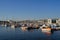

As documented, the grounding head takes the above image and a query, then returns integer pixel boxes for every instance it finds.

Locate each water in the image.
[0,26,60,40]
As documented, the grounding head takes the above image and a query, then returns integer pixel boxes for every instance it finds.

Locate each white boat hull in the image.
[41,28,51,32]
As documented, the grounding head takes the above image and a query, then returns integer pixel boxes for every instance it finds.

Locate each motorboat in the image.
[40,24,51,32]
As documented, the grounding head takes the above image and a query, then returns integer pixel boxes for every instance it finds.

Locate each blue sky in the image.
[0,0,60,20]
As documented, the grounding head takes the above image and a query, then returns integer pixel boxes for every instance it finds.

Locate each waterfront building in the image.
[56,19,60,26]
[47,19,52,24]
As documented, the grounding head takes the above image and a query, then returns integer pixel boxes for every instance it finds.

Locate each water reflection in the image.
[20,26,60,36]
[20,27,60,40]
[20,27,36,32]
[0,26,60,40]
[41,29,58,36]
[4,26,60,35]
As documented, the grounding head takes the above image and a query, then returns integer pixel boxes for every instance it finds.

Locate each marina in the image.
[0,0,60,40]
[0,19,60,40]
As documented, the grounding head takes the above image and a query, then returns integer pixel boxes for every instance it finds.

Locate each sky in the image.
[0,0,60,20]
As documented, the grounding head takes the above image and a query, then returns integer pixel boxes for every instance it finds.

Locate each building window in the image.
[52,19,56,23]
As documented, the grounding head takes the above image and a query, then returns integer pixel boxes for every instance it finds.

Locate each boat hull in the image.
[41,28,51,32]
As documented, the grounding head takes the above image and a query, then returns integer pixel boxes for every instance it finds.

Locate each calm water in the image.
[0,26,60,40]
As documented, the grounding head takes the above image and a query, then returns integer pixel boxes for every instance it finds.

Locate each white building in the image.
[56,19,60,26]
[47,19,52,24]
